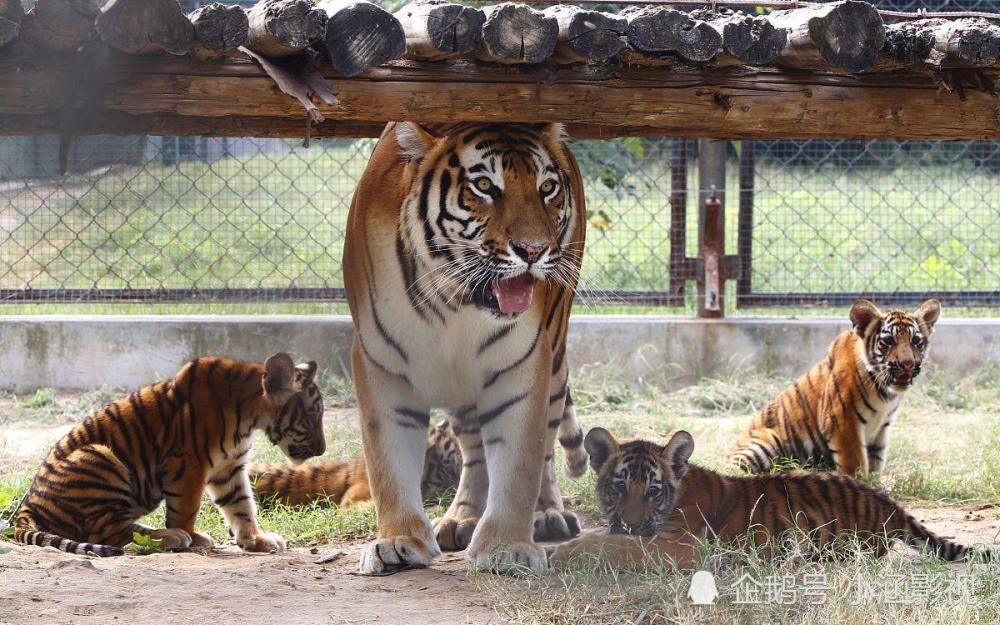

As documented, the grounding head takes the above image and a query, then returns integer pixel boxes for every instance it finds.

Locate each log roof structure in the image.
[1,0,999,140]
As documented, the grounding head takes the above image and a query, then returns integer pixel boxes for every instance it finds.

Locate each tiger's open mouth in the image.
[491,273,536,314]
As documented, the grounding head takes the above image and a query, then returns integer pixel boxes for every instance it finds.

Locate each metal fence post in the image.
[697,139,726,318]
[736,140,755,307]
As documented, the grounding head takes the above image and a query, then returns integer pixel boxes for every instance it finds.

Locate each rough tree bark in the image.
[475,4,557,65]
[395,0,484,61]
[189,3,249,59]
[244,0,326,58]
[692,9,788,66]
[768,0,885,72]
[623,6,722,63]
[542,5,626,64]
[315,0,406,76]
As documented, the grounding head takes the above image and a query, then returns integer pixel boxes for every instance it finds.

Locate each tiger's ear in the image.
[850,299,882,338]
[660,430,694,481]
[584,427,618,473]
[544,123,568,145]
[915,299,941,332]
[263,352,296,395]
[295,360,318,384]
[396,122,437,162]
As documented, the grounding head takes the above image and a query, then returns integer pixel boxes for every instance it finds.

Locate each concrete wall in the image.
[1,315,998,391]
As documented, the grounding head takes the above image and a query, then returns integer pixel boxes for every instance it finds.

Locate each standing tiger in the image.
[250,420,463,507]
[730,299,941,475]
[550,428,992,568]
[345,122,588,575]
[15,354,325,556]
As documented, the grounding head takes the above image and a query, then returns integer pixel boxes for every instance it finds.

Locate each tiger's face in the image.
[850,299,941,393]
[584,428,694,537]
[396,123,579,317]
[261,353,326,465]
[421,420,463,500]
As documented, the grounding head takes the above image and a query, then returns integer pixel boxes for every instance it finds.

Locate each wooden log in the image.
[188,3,249,59]
[315,0,405,76]
[16,0,101,52]
[692,9,788,66]
[623,6,722,63]
[768,0,885,72]
[245,0,326,58]
[0,0,24,49]
[542,5,626,64]
[3,54,999,141]
[475,4,557,65]
[394,0,484,61]
[878,20,937,71]
[96,0,194,56]
[924,18,1000,68]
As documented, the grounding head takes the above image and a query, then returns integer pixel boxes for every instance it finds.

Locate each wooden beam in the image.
[0,54,998,141]
[315,0,406,76]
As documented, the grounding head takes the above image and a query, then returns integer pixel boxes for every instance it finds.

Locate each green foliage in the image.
[20,389,55,409]
[125,532,165,556]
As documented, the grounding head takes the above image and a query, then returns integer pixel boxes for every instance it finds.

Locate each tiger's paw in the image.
[154,528,193,552]
[433,516,479,551]
[471,541,547,576]
[189,531,215,551]
[533,508,581,542]
[358,536,439,575]
[238,532,286,553]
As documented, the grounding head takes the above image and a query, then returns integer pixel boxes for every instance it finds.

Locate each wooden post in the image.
[395,0,484,61]
[475,4,557,65]
[668,138,688,305]
[315,0,406,76]
[736,140,755,306]
[244,0,326,58]
[697,139,726,318]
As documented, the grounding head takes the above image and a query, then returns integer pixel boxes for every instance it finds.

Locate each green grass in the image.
[2,139,997,316]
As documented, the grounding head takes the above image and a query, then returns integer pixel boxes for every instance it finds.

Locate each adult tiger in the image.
[549,428,993,568]
[15,354,325,556]
[730,299,941,476]
[250,420,462,507]
[345,123,588,575]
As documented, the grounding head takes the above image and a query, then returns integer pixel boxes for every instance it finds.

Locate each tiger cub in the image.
[251,420,462,507]
[730,299,940,475]
[550,428,991,568]
[15,354,325,557]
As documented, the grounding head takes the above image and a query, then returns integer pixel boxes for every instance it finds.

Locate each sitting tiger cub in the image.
[730,298,940,475]
[550,428,991,568]
[251,420,462,507]
[15,354,325,557]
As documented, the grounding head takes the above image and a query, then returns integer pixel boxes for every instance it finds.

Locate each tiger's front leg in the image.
[205,459,284,553]
[354,340,440,575]
[466,366,550,574]
[434,411,490,551]
[533,386,582,542]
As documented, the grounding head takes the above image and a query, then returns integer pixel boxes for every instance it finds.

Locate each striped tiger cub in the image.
[550,428,993,568]
[251,420,462,507]
[731,299,941,475]
[346,123,588,575]
[14,354,325,557]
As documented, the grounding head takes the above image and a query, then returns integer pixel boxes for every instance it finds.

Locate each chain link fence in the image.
[1,2,998,316]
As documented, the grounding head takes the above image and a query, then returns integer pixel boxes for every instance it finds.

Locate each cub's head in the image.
[395,123,581,317]
[261,352,325,465]
[585,428,694,537]
[850,299,941,393]
[421,420,463,501]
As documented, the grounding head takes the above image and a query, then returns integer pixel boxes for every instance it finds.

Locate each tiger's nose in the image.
[897,359,916,372]
[511,240,548,264]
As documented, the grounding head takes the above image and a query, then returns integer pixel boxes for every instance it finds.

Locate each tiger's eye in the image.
[646,485,661,498]
[540,180,556,194]
[474,178,494,193]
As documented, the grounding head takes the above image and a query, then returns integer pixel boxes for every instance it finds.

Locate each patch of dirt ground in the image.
[2,505,999,625]
[0,542,498,625]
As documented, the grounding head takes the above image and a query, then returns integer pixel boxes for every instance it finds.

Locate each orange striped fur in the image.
[731,299,941,475]
[15,354,324,556]
[550,428,993,568]
[250,421,462,507]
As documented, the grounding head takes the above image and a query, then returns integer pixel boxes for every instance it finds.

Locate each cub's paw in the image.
[533,508,581,542]
[358,536,439,575]
[154,528,193,552]
[239,532,287,553]
[472,541,547,576]
[189,531,215,550]
[433,516,479,551]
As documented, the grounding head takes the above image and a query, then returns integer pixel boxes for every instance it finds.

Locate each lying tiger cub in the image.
[250,420,462,507]
[550,427,991,568]
[15,354,325,556]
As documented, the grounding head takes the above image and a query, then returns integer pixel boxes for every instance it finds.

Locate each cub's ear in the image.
[915,299,941,332]
[396,122,437,162]
[849,299,882,338]
[661,430,694,481]
[584,427,619,473]
[295,360,318,384]
[436,419,451,431]
[263,352,296,395]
